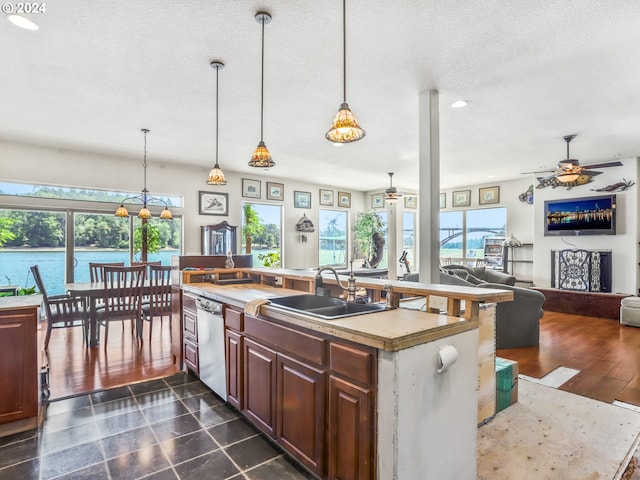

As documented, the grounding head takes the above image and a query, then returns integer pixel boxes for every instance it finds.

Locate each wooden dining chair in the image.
[89,262,125,283]
[30,265,89,350]
[96,265,146,347]
[139,265,172,340]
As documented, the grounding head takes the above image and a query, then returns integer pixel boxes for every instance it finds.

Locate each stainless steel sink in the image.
[269,294,386,320]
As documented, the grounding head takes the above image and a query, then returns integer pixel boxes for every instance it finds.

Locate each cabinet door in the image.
[277,353,326,476]
[243,338,277,438]
[225,329,243,410]
[328,376,373,480]
[0,309,38,424]
[170,286,182,367]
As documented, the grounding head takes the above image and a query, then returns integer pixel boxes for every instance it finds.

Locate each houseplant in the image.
[353,212,386,268]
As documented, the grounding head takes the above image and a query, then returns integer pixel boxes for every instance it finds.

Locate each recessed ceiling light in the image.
[451,100,468,108]
[612,153,622,158]
[7,14,39,31]
[488,174,496,178]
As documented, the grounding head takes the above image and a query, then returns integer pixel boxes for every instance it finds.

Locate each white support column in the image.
[386,202,398,280]
[418,90,440,282]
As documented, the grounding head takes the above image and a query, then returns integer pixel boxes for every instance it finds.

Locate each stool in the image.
[620,297,640,327]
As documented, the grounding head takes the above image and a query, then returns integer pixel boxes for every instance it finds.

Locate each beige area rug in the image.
[477,379,640,480]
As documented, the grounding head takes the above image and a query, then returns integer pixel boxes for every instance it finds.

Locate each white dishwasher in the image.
[195,296,227,399]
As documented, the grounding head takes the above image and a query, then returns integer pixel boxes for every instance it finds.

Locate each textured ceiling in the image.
[2,1,640,193]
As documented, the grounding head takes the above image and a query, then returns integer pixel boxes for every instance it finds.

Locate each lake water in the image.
[0,249,179,295]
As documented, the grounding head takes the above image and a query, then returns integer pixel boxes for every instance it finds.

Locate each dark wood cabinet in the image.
[328,376,373,480]
[222,308,376,479]
[201,221,237,255]
[243,337,277,438]
[182,292,199,375]
[170,286,182,367]
[225,329,243,410]
[277,353,326,474]
[0,305,39,435]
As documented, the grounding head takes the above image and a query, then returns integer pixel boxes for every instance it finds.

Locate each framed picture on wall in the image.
[479,186,500,205]
[319,189,334,206]
[266,182,284,201]
[294,191,311,209]
[199,191,228,216]
[404,196,417,209]
[371,193,384,209]
[439,193,446,209]
[242,178,261,199]
[452,190,471,207]
[338,191,351,208]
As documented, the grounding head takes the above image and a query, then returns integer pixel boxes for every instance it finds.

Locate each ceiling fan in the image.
[384,172,402,203]
[523,134,623,186]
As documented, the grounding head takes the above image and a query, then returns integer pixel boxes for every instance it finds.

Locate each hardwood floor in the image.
[43,308,640,408]
[498,311,640,406]
[44,318,180,400]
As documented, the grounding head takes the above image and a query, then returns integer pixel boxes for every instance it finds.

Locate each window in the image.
[319,210,347,267]
[242,203,282,267]
[440,207,506,266]
[402,212,416,271]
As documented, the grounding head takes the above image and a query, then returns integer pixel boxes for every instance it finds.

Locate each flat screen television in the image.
[544,194,616,236]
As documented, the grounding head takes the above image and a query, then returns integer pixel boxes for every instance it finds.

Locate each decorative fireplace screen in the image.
[551,249,612,292]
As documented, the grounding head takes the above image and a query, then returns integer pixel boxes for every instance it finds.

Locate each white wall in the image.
[0,139,366,268]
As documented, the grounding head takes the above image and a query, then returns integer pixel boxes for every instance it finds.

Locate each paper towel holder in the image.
[436,345,458,374]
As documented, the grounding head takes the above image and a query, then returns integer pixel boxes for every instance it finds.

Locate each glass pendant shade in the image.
[249,140,275,168]
[160,208,173,220]
[115,204,129,218]
[206,163,227,185]
[326,102,365,143]
[138,206,152,220]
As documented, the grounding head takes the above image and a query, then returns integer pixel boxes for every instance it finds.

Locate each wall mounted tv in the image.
[544,194,616,236]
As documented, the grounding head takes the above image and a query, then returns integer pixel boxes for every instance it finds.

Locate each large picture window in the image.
[319,209,347,267]
[440,207,506,266]
[242,203,282,267]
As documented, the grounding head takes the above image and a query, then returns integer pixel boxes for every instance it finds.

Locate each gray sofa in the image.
[438,265,545,349]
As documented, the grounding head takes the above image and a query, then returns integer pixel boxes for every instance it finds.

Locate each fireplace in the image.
[551,249,612,292]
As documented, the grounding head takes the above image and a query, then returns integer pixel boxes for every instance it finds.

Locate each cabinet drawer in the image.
[183,311,197,339]
[184,339,199,374]
[183,292,197,314]
[244,315,325,366]
[330,342,375,386]
[224,306,243,331]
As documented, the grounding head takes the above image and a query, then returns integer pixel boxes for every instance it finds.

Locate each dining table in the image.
[65,281,171,347]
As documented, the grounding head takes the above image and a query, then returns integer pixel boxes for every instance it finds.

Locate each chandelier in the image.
[114,129,173,220]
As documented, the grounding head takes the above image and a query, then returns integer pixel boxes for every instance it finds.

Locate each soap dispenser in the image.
[224,251,235,269]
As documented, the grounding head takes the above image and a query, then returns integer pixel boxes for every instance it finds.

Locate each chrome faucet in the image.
[315,259,357,302]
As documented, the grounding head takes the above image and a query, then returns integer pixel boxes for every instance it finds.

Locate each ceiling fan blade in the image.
[521,169,556,175]
[580,161,624,169]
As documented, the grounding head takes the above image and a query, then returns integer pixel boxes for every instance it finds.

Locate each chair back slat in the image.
[148,265,172,317]
[89,262,125,283]
[102,265,146,320]
[30,264,49,301]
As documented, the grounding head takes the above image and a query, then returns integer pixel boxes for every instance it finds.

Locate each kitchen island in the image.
[180,270,512,480]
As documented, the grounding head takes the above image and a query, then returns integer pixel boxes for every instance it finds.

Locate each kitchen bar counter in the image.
[182,269,513,351]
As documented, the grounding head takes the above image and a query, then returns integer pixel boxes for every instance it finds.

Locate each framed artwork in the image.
[199,191,228,216]
[452,190,471,208]
[439,193,446,209]
[266,182,284,201]
[242,178,261,198]
[294,191,311,209]
[479,186,500,205]
[372,193,385,209]
[319,189,334,206]
[405,195,417,209]
[338,191,351,208]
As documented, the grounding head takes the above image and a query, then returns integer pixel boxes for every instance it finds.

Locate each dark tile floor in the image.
[0,373,316,480]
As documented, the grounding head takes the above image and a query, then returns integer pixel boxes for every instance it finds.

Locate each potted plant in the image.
[353,212,386,268]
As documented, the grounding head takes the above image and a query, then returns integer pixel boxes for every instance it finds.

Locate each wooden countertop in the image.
[182,283,480,351]
[0,295,42,311]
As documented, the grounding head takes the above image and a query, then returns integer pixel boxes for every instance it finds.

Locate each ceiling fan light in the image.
[114,204,129,218]
[556,174,581,183]
[326,102,365,143]
[206,163,228,185]
[249,141,275,168]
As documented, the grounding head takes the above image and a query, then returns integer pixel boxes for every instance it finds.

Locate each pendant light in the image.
[206,61,228,185]
[384,172,401,204]
[249,11,275,168]
[115,129,173,220]
[325,0,365,144]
